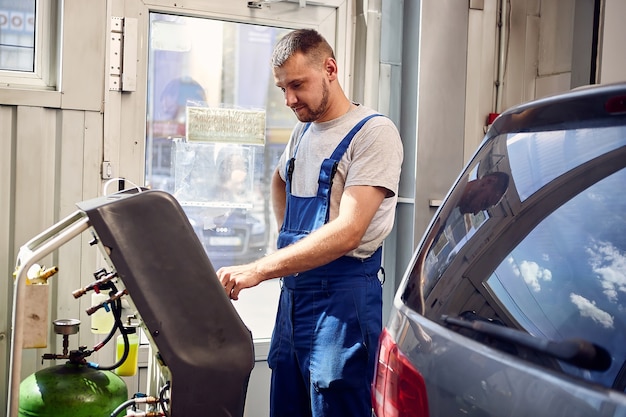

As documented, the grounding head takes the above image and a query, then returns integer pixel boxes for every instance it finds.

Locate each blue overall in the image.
[268,115,383,417]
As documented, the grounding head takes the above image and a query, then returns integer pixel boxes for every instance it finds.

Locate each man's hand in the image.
[216,263,264,300]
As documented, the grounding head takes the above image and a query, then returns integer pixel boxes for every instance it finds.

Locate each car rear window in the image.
[402,121,626,390]
[507,126,626,201]
[413,125,626,306]
[486,165,626,389]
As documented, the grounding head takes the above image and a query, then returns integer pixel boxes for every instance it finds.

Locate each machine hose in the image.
[87,286,130,371]
[110,395,162,417]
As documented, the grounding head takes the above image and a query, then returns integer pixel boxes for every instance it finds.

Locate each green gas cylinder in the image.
[18,362,128,417]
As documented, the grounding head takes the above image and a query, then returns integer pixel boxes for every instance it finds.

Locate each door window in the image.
[145,13,296,340]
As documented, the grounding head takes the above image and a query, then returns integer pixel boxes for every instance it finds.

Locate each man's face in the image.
[273,52,330,123]
[459,175,504,215]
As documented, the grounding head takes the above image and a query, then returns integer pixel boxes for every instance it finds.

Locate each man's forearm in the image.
[258,184,386,282]
[254,217,359,280]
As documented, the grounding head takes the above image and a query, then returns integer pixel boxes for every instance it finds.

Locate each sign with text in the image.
[186,106,266,145]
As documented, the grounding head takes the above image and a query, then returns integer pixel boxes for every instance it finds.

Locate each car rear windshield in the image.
[486,161,626,389]
[507,126,626,201]
[404,123,626,389]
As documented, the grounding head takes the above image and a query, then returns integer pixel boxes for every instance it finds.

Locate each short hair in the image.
[271,29,335,68]
[484,171,510,197]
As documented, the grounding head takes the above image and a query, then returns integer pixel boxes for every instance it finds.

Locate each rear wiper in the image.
[442,314,612,371]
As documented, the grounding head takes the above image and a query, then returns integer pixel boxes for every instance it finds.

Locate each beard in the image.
[292,79,329,122]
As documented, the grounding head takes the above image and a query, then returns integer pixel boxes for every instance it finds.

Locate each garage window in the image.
[0,0,58,88]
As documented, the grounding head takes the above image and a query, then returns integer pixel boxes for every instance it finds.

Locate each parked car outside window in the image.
[373,83,626,417]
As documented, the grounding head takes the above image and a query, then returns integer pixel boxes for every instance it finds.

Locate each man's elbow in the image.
[271,167,284,187]
[341,230,364,253]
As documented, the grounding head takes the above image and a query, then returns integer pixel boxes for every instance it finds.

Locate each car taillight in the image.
[372,328,429,417]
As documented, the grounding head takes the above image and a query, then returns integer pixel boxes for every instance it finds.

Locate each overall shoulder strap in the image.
[328,113,381,161]
[318,114,382,199]
[285,123,312,190]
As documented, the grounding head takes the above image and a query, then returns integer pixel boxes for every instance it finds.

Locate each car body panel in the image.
[388,305,626,417]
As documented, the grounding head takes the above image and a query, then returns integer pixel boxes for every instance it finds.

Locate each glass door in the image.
[143,7,340,342]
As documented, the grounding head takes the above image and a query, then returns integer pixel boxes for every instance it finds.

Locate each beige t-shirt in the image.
[277,104,404,259]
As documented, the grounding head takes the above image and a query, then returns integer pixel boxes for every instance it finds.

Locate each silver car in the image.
[373,83,626,417]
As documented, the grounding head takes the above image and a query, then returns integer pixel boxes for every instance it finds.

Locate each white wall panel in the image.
[13,107,58,379]
[1,105,104,406]
[502,0,539,110]
[535,71,572,98]
[60,1,107,111]
[0,105,16,410]
[599,0,626,83]
[413,0,469,240]
[54,110,89,354]
[538,0,575,76]
[464,0,498,162]
[522,12,540,102]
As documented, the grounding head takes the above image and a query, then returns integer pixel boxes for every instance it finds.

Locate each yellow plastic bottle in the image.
[115,323,139,377]
[90,293,115,334]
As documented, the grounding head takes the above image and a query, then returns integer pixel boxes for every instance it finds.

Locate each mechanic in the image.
[217,28,403,417]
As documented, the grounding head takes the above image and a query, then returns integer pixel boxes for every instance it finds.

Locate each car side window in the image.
[486,167,626,390]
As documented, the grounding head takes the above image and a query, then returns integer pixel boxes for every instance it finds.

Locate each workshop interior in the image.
[2,1,625,416]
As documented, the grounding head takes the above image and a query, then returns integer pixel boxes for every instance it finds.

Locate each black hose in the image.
[83,286,120,357]
[159,381,171,417]
[98,290,121,347]
[95,298,129,371]
[87,283,130,371]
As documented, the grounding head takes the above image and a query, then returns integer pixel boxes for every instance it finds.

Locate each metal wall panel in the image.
[538,0,575,76]
[0,105,105,408]
[464,0,498,162]
[413,0,469,242]
[0,105,16,411]
[599,0,626,83]
[60,1,107,111]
